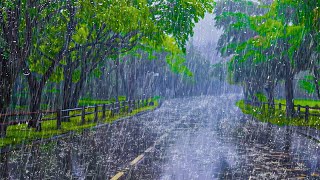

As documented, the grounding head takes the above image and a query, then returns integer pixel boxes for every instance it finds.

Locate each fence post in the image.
[267,102,274,114]
[127,100,130,113]
[111,102,115,117]
[305,105,309,122]
[279,103,282,110]
[102,104,106,119]
[127,101,129,111]
[297,105,301,116]
[114,102,118,114]
[130,100,133,113]
[136,99,139,109]
[36,112,42,132]
[81,106,85,125]
[57,109,62,129]
[122,101,125,113]
[94,104,98,122]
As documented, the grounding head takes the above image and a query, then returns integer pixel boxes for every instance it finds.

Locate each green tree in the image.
[0,0,66,134]
[247,0,319,117]
[214,0,270,103]
[216,0,319,117]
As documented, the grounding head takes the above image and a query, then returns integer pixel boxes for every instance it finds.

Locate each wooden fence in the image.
[247,101,320,122]
[0,98,153,135]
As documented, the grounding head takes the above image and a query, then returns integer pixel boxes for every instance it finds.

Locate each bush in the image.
[255,92,267,102]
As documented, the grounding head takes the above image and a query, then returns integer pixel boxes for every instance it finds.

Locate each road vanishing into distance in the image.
[1,95,320,179]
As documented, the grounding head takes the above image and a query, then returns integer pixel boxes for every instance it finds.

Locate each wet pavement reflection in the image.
[1,95,320,179]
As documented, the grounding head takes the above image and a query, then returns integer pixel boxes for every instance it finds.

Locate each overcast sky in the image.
[188,14,223,63]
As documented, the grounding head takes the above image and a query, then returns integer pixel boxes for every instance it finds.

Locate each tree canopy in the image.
[0,0,215,133]
[215,0,320,116]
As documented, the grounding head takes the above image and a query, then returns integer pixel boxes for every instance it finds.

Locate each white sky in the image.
[188,14,223,63]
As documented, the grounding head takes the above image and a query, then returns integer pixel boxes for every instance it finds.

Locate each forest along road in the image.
[1,95,320,179]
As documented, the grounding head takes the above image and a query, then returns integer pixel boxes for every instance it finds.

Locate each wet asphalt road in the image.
[1,95,320,179]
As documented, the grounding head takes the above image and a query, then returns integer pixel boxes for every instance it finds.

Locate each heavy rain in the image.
[0,0,320,179]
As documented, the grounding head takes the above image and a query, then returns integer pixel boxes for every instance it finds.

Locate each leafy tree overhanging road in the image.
[0,0,214,136]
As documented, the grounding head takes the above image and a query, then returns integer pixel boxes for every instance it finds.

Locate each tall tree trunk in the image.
[243,82,249,103]
[0,49,19,137]
[127,58,136,100]
[285,71,295,118]
[70,80,85,108]
[62,60,73,121]
[313,66,320,99]
[25,66,46,129]
[70,67,87,108]
[28,82,43,130]
[0,59,14,137]
[0,2,34,136]
[27,3,75,126]
[115,59,119,102]
[265,81,275,109]
[120,64,127,98]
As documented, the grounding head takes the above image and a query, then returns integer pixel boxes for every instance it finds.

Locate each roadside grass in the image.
[78,96,127,106]
[0,100,158,149]
[236,100,320,130]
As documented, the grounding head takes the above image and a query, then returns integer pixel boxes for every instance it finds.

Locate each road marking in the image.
[160,133,168,139]
[145,146,154,153]
[110,118,185,179]
[110,171,124,180]
[154,133,169,144]
[130,154,145,166]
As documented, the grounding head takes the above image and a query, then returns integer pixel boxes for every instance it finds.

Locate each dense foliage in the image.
[215,0,320,117]
[0,0,215,136]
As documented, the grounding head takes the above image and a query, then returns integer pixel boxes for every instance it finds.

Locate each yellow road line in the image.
[110,171,124,180]
[129,154,145,166]
[110,122,178,179]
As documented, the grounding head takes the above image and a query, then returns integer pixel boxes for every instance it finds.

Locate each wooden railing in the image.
[247,101,320,122]
[0,98,153,135]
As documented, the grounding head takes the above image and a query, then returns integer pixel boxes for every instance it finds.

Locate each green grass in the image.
[76,96,127,106]
[237,100,320,130]
[78,99,113,106]
[0,99,158,149]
